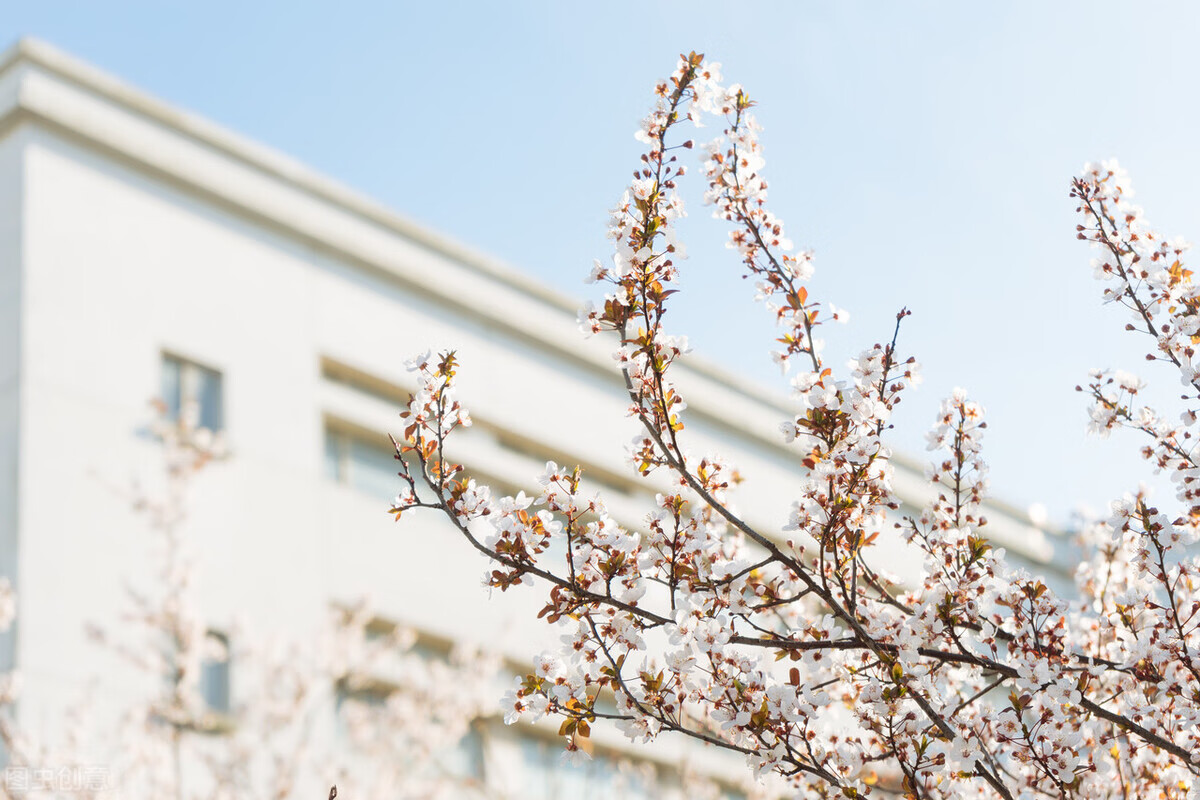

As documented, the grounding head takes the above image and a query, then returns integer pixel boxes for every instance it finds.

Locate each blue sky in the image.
[5,2,1200,523]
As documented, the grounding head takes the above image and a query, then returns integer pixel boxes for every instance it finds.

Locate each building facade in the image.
[0,39,1067,797]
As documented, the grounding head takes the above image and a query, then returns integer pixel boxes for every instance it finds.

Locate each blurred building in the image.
[0,39,1069,798]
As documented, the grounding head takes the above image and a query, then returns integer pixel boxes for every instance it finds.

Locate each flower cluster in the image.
[394,58,1200,800]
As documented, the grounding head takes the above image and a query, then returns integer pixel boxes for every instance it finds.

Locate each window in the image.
[324,427,403,500]
[199,630,231,715]
[162,353,223,432]
[319,356,634,495]
[323,418,522,503]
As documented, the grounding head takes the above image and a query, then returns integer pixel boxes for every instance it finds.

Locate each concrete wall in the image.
[0,119,24,680]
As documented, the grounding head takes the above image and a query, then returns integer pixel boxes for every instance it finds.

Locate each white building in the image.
[0,39,1066,798]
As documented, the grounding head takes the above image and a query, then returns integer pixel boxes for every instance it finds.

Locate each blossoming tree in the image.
[390,52,1200,798]
[0,407,498,800]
